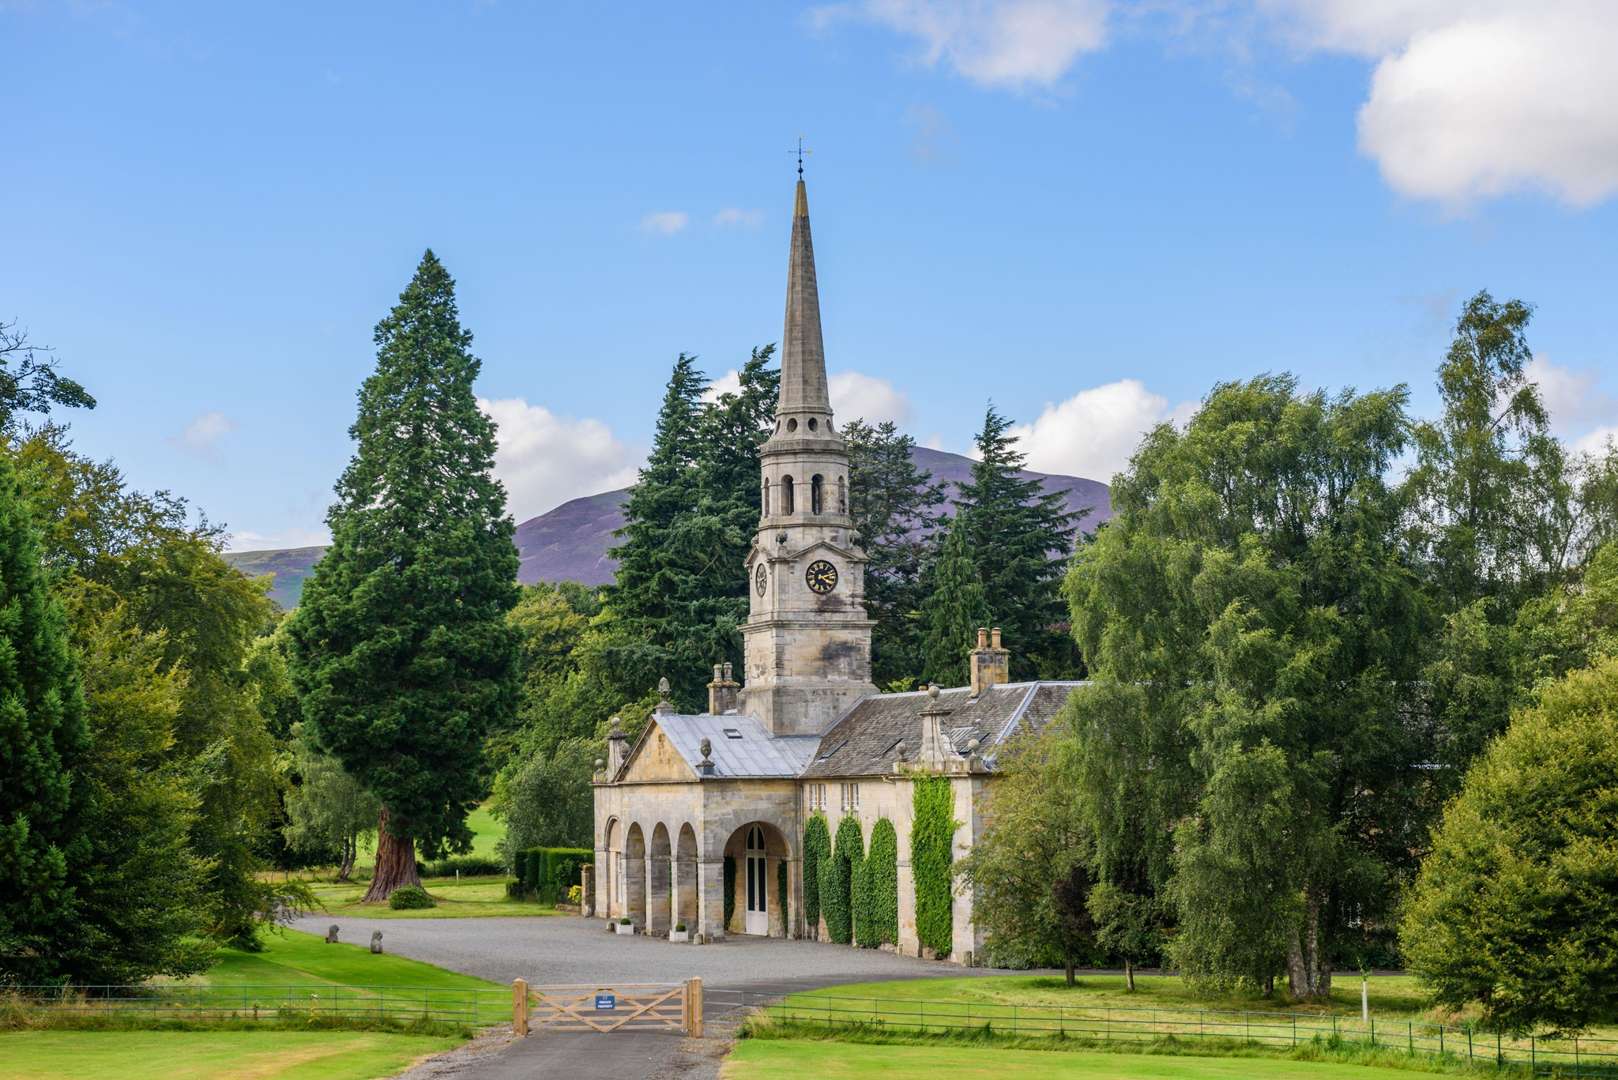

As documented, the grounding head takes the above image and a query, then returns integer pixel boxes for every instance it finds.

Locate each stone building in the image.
[591,174,1083,963]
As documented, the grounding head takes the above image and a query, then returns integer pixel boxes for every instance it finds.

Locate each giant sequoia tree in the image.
[289,251,520,901]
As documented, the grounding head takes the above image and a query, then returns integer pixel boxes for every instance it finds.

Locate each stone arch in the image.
[675,823,698,932]
[624,822,646,928]
[721,820,792,937]
[811,474,823,514]
[602,816,620,918]
[782,475,795,514]
[649,823,673,935]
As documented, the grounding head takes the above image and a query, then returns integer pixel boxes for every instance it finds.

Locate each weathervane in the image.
[790,136,812,177]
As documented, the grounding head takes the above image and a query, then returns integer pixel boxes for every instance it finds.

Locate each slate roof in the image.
[801,681,1088,779]
[655,713,821,779]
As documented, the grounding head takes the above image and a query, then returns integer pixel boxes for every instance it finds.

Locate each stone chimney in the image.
[707,662,740,715]
[605,716,628,777]
[969,627,1010,696]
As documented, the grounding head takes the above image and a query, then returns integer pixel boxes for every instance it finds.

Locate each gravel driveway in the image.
[291,912,979,990]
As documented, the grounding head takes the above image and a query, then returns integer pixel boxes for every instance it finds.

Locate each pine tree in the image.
[844,419,946,687]
[0,449,90,981]
[954,404,1081,678]
[920,517,990,686]
[288,251,520,902]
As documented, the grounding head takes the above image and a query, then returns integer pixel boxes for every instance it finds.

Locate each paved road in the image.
[295,915,1004,1079]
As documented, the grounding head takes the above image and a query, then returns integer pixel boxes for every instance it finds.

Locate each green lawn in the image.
[305,875,557,919]
[463,804,504,863]
[0,1030,461,1080]
[177,929,500,992]
[724,1041,1452,1080]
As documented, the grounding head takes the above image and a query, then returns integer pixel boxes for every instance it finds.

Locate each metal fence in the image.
[3,984,508,1028]
[756,993,1618,1077]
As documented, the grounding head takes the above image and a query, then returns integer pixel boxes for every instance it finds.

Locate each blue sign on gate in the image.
[595,993,616,1011]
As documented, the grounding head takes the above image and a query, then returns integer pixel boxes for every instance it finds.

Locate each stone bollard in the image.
[370,931,384,954]
[325,924,340,944]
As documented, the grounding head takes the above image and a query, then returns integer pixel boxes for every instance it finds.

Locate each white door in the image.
[744,826,768,935]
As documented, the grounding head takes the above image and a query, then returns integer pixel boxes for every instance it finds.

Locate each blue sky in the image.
[6,1,1616,549]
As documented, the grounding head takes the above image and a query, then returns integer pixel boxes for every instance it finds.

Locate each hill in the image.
[223,447,1112,608]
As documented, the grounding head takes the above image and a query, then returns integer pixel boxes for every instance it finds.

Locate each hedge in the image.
[418,855,504,878]
[515,846,592,903]
[911,776,957,956]
[802,814,831,936]
[825,815,864,945]
[862,818,899,947]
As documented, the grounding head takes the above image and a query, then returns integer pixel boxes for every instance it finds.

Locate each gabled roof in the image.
[620,713,820,781]
[801,681,1089,779]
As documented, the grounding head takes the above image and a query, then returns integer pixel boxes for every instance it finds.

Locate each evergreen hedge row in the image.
[801,814,831,935]
[911,776,956,956]
[862,818,899,947]
[513,846,592,903]
[825,815,864,945]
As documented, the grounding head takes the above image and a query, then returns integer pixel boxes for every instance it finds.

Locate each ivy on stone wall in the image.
[826,815,864,946]
[778,859,788,935]
[802,813,831,937]
[723,854,736,930]
[863,818,900,947]
[911,776,957,956]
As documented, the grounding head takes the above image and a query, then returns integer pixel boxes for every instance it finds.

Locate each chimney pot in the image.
[991,627,1002,650]
[977,627,988,649]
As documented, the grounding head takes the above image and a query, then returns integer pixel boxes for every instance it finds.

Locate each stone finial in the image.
[697,737,715,776]
[654,676,674,714]
[594,758,605,772]
[606,715,629,778]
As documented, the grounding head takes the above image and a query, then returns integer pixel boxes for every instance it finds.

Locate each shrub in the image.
[863,818,899,947]
[825,816,864,945]
[388,885,435,910]
[912,776,957,956]
[675,922,686,932]
[566,884,583,906]
[418,855,505,878]
[619,916,631,925]
[802,814,831,936]
[513,846,592,903]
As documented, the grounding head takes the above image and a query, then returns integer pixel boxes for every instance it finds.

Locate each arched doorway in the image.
[624,823,646,927]
[721,821,791,937]
[675,824,698,932]
[649,823,672,935]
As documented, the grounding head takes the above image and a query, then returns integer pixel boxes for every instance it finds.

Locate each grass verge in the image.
[0,1029,462,1080]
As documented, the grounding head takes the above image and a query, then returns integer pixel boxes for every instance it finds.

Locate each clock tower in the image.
[738,175,877,736]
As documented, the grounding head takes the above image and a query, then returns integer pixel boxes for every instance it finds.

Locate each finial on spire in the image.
[790,136,811,178]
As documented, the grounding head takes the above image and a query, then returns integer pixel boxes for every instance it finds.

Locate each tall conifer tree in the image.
[920,517,990,686]
[953,404,1080,677]
[0,449,90,979]
[289,251,519,901]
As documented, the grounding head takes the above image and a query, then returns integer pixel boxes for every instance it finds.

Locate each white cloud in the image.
[1574,426,1618,458]
[640,210,689,235]
[713,207,764,228]
[1525,355,1618,455]
[1260,0,1618,207]
[823,0,1112,90]
[703,369,743,403]
[479,397,641,521]
[172,410,236,452]
[1008,378,1196,482]
[829,370,913,425]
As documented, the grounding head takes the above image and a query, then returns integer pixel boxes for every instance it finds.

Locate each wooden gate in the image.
[512,979,702,1036]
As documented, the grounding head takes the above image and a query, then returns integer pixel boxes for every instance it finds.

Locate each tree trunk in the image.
[1064,957,1076,986]
[1125,959,1135,992]
[1287,891,1330,1000]
[362,806,421,902]
[336,836,355,883]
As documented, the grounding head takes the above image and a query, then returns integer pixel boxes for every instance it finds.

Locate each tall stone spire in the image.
[776,178,832,424]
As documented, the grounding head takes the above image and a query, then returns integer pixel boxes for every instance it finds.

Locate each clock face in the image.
[805,559,838,595]
[755,563,768,596]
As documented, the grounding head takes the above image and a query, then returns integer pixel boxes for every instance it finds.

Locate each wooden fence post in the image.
[512,979,529,1037]
[686,978,703,1037]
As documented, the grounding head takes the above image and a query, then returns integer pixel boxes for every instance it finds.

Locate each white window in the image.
[806,784,829,813]
[840,783,860,813]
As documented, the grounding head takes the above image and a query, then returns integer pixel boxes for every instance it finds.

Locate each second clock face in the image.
[805,559,839,594]
[755,563,768,596]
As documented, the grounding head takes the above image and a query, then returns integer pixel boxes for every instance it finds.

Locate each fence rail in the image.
[758,993,1618,1077]
[3,984,507,1027]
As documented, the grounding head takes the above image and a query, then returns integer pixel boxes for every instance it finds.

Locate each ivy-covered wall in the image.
[802,813,830,937]
[777,858,788,936]
[911,776,957,956]
[825,814,864,945]
[862,818,899,947]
